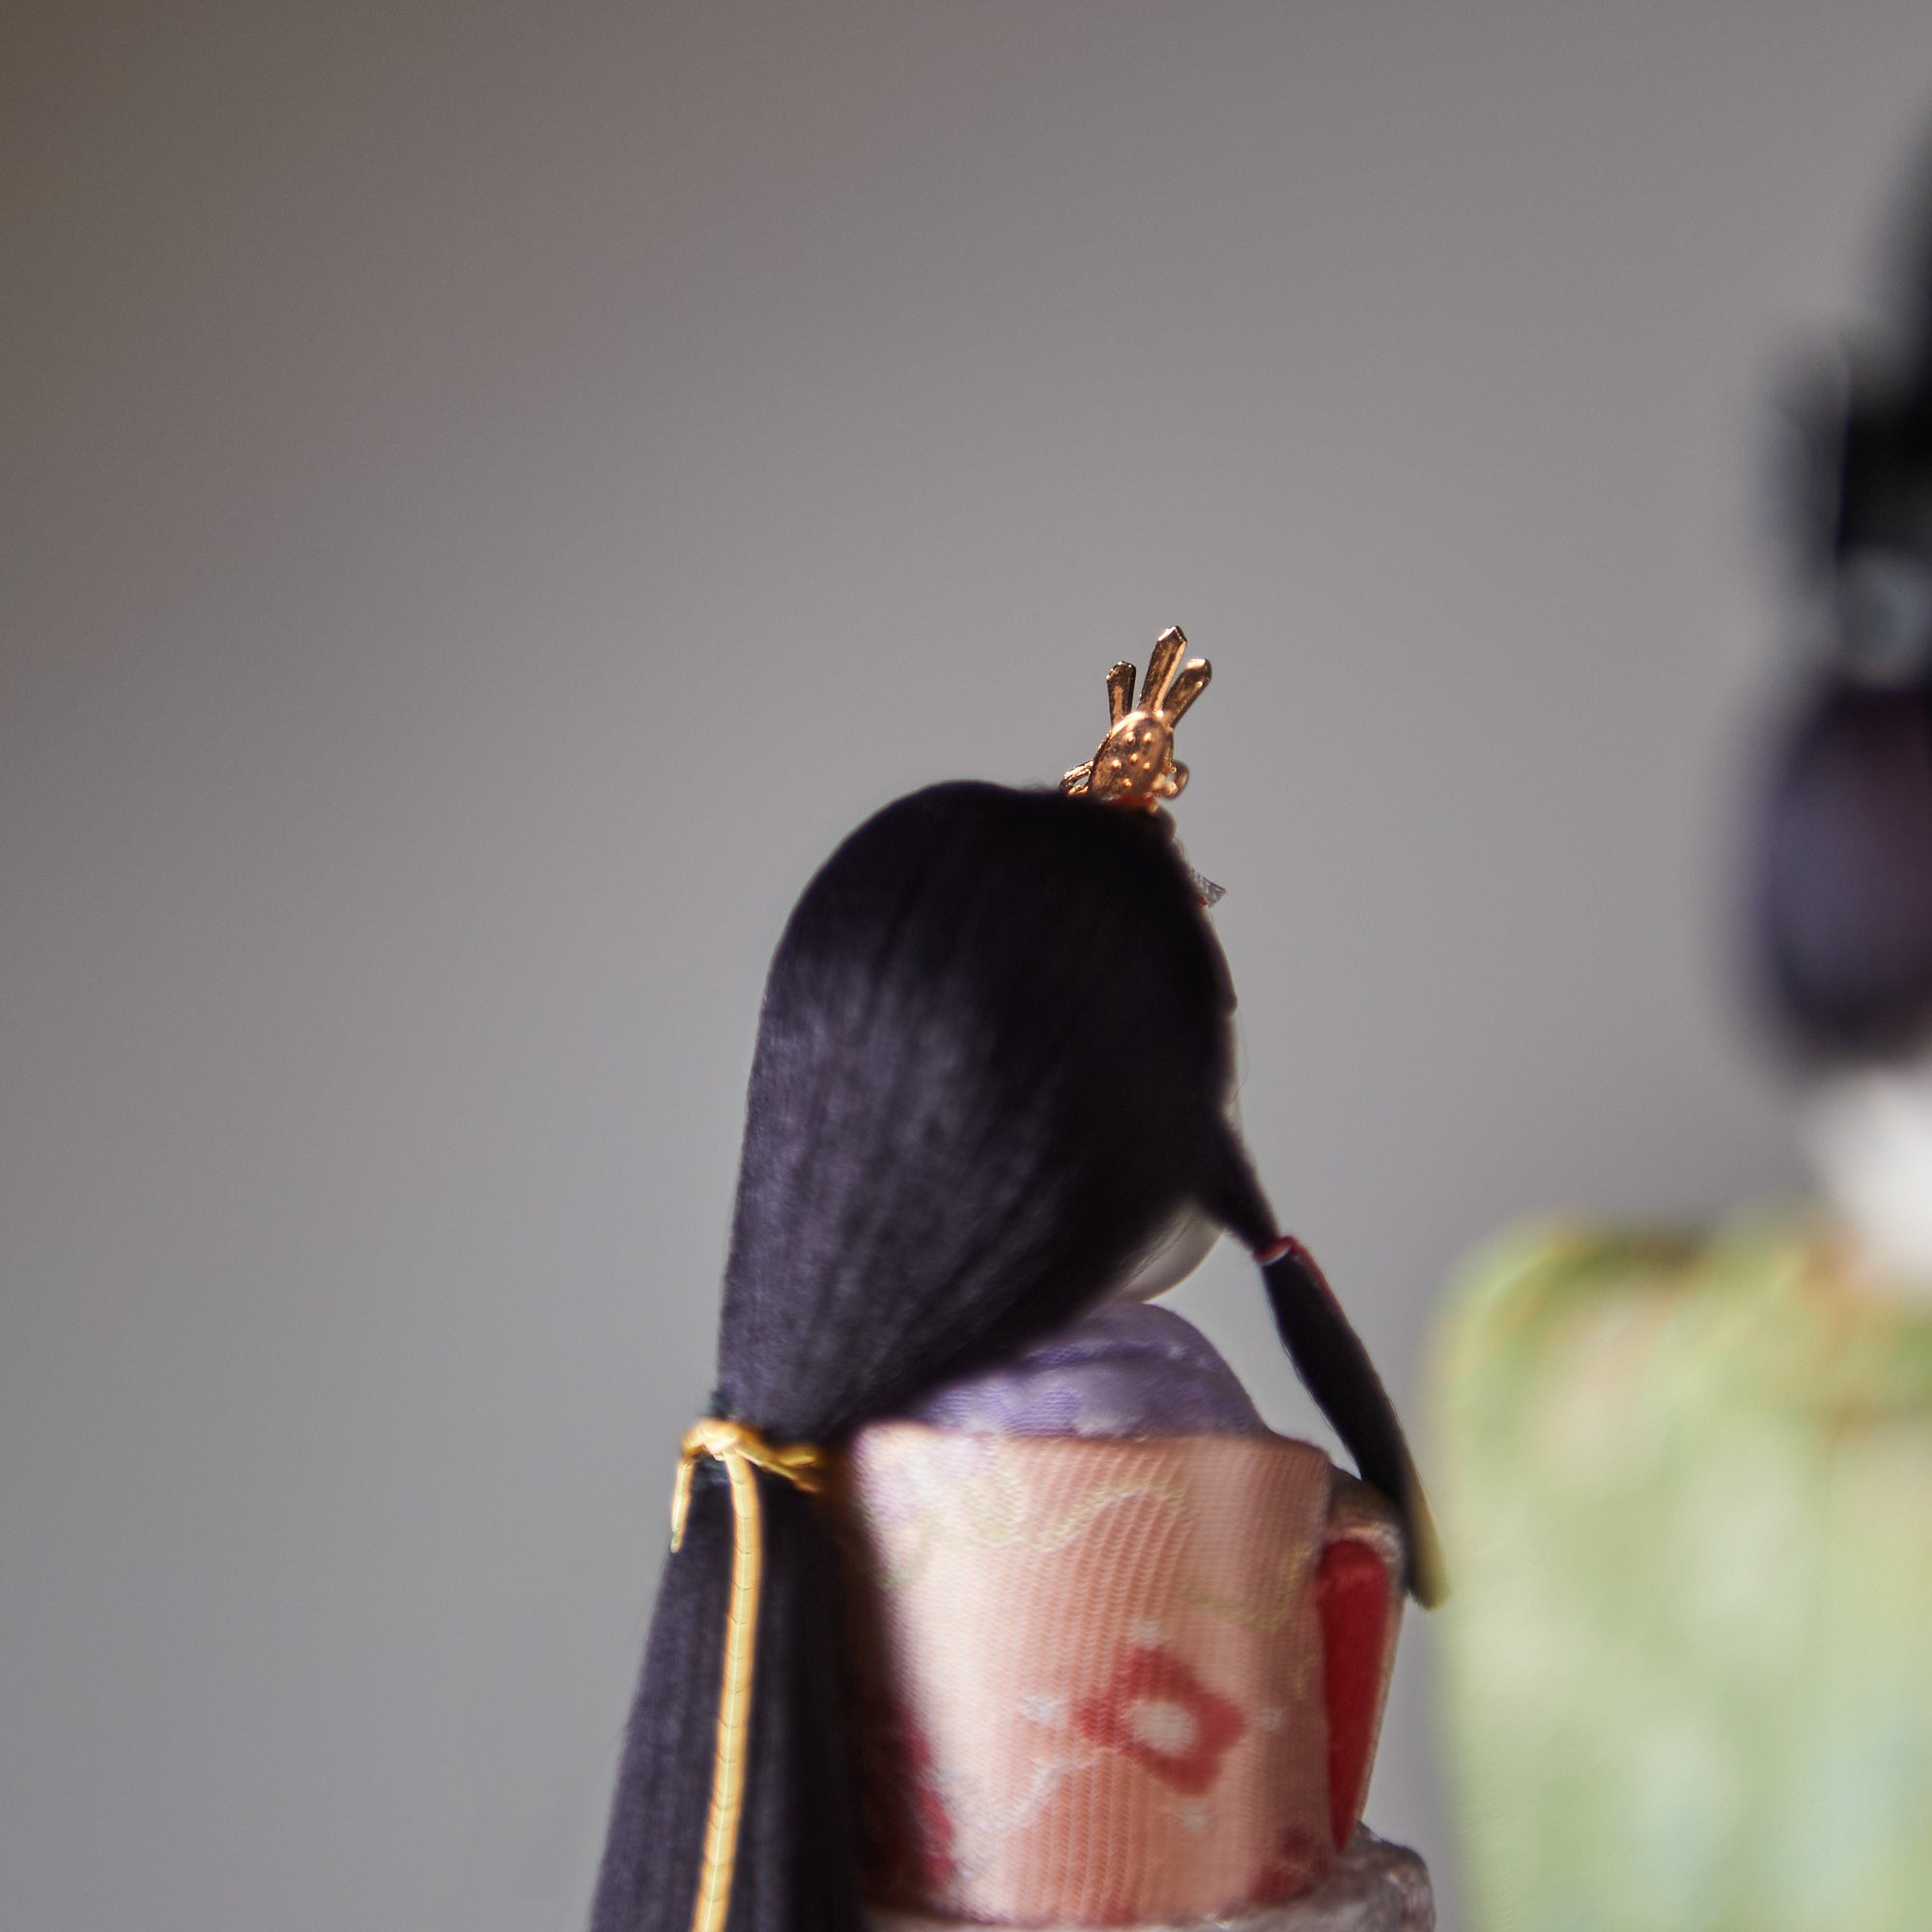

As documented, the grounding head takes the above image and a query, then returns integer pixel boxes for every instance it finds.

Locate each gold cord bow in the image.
[669,1417,828,1932]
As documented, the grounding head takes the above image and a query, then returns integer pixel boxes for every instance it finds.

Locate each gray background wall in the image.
[7,5,1932,1928]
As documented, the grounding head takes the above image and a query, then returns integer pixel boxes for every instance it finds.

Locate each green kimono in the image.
[1434,1218,1932,1932]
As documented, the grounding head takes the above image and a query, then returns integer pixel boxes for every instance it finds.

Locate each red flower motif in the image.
[1072,1644,1247,1795]
[851,1691,957,1905]
[901,1724,958,1892]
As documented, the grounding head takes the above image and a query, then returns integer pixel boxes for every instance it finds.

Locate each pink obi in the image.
[833,1424,1405,1926]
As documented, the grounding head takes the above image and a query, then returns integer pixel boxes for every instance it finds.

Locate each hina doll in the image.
[592,634,1439,1932]
[1435,192,1932,1932]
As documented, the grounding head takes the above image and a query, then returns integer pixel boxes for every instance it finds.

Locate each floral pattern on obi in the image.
[836,1423,1342,1926]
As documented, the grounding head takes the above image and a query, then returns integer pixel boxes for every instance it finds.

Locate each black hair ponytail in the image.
[590,781,1435,1932]
[1199,1121,1443,1607]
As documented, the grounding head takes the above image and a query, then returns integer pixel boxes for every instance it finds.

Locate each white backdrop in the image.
[7,6,1932,1927]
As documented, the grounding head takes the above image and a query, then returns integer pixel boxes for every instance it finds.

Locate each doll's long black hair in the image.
[590,781,1435,1932]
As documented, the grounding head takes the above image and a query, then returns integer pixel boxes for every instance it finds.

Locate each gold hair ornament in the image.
[669,1416,828,1932]
[1061,626,1212,806]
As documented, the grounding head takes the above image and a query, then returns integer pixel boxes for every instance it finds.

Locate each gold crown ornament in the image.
[1061,626,1211,807]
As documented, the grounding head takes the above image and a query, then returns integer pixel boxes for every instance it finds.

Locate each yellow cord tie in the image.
[669,1416,828,1932]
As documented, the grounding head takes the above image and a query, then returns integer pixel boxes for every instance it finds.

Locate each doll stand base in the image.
[867,1828,1433,1932]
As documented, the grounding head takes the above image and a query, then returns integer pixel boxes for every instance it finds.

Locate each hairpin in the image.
[1062,626,1212,807]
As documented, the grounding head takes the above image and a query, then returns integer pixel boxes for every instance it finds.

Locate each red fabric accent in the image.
[1252,1823,1329,1905]
[1317,1537,1391,1848]
[1072,1644,1248,1796]
[1258,1233,1346,1312]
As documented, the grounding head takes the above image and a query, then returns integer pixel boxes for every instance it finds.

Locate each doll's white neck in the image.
[1109,1199,1220,1302]
[1804,1061,1932,1297]
[1107,1084,1243,1302]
